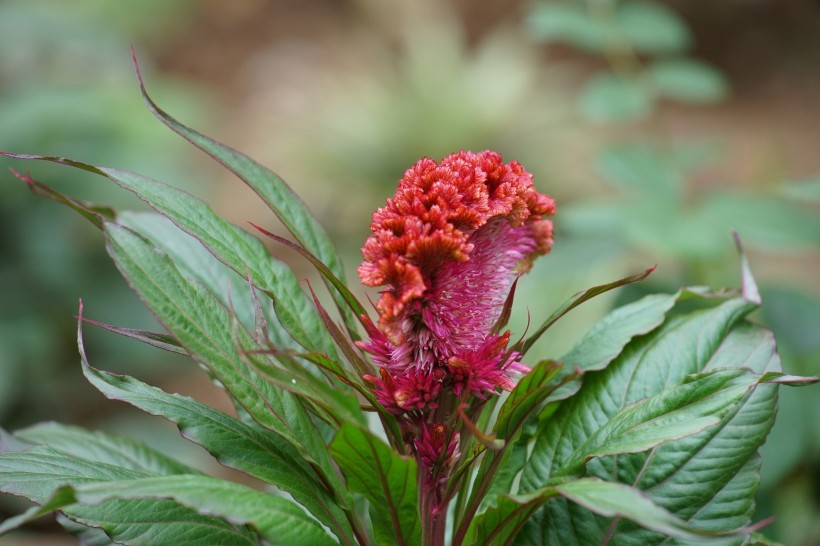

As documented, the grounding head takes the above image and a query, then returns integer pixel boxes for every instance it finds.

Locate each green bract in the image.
[1,57,816,546]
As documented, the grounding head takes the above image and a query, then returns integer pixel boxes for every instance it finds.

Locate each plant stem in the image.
[419,463,449,546]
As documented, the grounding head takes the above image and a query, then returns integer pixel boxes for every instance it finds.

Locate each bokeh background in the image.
[0,0,818,544]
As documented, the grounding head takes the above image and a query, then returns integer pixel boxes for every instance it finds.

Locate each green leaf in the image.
[527,2,607,52]
[80,360,358,545]
[79,316,187,355]
[102,223,350,498]
[0,447,259,545]
[250,222,368,332]
[555,369,758,478]
[560,287,710,374]
[579,73,652,124]
[13,475,337,546]
[648,58,729,104]
[514,293,778,544]
[14,422,197,476]
[453,361,572,541]
[56,513,118,546]
[0,152,336,360]
[119,211,296,350]
[470,477,752,545]
[131,52,359,337]
[527,1,690,55]
[9,167,115,230]
[494,361,566,443]
[77,476,337,546]
[330,424,421,546]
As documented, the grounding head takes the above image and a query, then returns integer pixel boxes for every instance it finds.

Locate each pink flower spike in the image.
[358,150,555,377]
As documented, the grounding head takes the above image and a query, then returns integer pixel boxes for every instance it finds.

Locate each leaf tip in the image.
[732,231,761,305]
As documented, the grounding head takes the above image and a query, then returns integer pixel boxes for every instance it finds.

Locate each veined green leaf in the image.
[453,361,570,540]
[469,477,753,546]
[549,286,718,403]
[102,223,350,500]
[119,211,297,350]
[554,369,757,478]
[80,360,358,545]
[514,294,778,544]
[330,424,421,546]
[131,51,359,338]
[56,513,118,546]
[0,447,259,545]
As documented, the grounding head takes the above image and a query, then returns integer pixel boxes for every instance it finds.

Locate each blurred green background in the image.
[0,0,818,544]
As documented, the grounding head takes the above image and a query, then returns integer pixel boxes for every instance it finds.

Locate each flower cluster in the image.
[358,150,555,486]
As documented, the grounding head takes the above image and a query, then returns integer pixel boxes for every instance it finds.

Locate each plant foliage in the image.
[0,56,816,545]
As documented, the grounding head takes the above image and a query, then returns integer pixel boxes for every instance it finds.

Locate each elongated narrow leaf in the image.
[0,151,336,360]
[0,447,259,545]
[80,316,187,355]
[80,360,357,545]
[9,168,114,230]
[7,474,336,546]
[251,222,367,335]
[519,267,655,355]
[330,424,421,546]
[102,223,350,499]
[514,293,777,545]
[131,51,359,336]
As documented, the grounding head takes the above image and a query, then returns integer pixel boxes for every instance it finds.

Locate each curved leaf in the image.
[330,424,421,546]
[102,223,351,499]
[519,267,655,356]
[80,361,357,545]
[131,51,359,337]
[0,447,259,545]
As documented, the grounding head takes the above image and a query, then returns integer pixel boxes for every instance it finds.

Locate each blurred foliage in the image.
[528,0,728,122]
[0,0,214,438]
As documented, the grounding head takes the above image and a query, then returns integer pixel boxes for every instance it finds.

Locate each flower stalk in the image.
[357,150,555,539]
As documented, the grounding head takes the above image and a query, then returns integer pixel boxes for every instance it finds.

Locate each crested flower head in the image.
[358,150,555,389]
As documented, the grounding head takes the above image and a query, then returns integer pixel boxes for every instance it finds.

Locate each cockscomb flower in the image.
[359,150,555,410]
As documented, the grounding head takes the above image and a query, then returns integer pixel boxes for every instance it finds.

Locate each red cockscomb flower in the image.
[358,150,554,407]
